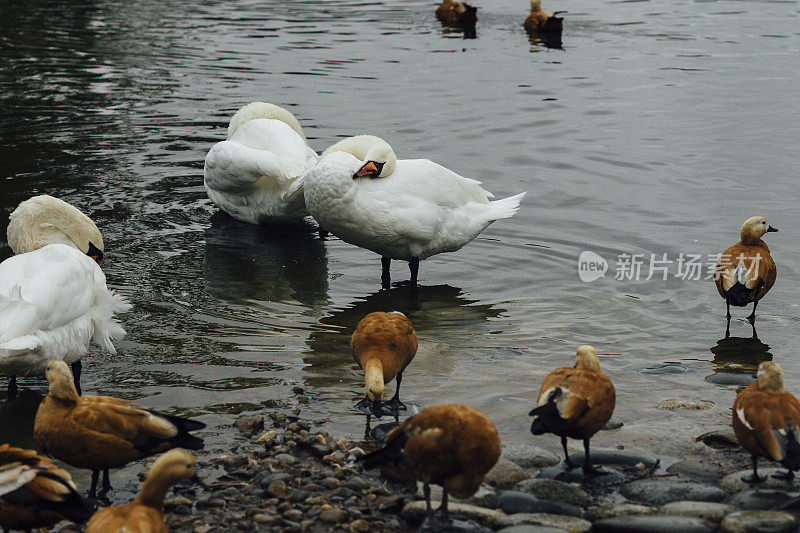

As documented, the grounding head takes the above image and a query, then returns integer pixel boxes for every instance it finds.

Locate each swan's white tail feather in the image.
[487,191,527,221]
[90,290,132,354]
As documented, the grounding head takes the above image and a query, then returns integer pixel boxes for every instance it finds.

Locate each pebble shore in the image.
[56,406,800,533]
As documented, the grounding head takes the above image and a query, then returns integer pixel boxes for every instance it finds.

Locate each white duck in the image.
[1,195,130,398]
[203,102,320,225]
[302,135,527,285]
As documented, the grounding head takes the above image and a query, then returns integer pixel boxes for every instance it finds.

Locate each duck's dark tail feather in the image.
[360,432,408,470]
[530,388,569,435]
[780,420,800,471]
[35,472,93,523]
[726,282,752,307]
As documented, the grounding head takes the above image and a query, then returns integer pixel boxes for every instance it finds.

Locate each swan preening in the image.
[303,135,527,286]
[204,102,319,225]
[1,195,130,397]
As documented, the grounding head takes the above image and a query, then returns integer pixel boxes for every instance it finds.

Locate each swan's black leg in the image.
[409,257,419,286]
[381,257,391,289]
[8,376,17,400]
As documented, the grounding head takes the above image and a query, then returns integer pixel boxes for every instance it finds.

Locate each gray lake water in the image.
[1,0,799,497]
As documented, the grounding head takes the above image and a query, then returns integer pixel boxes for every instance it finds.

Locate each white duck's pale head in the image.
[7,195,104,262]
[740,215,778,245]
[322,135,397,179]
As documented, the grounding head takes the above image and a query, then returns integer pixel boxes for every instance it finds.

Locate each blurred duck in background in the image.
[0,443,92,532]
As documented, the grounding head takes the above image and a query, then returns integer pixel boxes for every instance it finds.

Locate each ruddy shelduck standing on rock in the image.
[523,0,564,35]
[360,404,500,524]
[86,449,198,533]
[1,194,130,399]
[715,216,778,324]
[34,360,205,498]
[351,311,418,417]
[435,0,478,26]
[530,345,616,474]
[0,444,92,532]
[732,361,800,482]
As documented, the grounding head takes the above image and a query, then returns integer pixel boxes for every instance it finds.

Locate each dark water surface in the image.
[1,0,799,497]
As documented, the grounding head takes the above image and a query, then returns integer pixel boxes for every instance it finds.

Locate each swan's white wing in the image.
[368,159,494,209]
[0,244,130,359]
[229,119,312,178]
[204,140,286,194]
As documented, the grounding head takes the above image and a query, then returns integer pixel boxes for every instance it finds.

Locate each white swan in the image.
[1,195,130,398]
[203,102,319,224]
[302,135,527,285]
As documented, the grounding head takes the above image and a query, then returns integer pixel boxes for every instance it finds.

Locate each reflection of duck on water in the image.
[202,212,329,308]
[301,284,505,390]
[706,326,771,387]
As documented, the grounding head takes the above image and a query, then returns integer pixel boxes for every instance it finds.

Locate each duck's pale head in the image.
[740,215,778,245]
[44,360,79,402]
[149,449,197,484]
[7,195,104,263]
[322,135,397,179]
[574,345,602,372]
[757,361,784,393]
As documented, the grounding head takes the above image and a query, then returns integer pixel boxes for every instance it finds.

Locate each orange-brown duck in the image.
[715,216,777,323]
[0,444,92,532]
[86,450,198,533]
[360,404,500,523]
[732,361,800,482]
[351,311,418,417]
[530,345,616,474]
[33,360,205,498]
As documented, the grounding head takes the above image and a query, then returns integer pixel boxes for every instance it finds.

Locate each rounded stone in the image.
[349,519,371,532]
[620,479,725,506]
[485,457,531,488]
[593,515,713,533]
[513,478,591,507]
[657,399,715,410]
[267,480,288,498]
[503,443,561,468]
[725,489,800,511]
[587,504,655,521]
[497,491,584,517]
[494,513,591,533]
[719,468,800,494]
[319,509,348,524]
[659,501,739,523]
[720,510,798,533]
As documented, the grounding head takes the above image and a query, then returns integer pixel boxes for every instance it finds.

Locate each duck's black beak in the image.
[767,226,779,233]
[370,399,383,418]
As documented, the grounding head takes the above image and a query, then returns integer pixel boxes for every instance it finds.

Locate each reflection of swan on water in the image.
[202,212,329,308]
[301,284,506,390]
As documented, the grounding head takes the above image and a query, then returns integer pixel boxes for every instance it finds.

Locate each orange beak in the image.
[354,161,379,179]
[89,255,101,265]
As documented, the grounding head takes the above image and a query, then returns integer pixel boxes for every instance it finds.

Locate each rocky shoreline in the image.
[55,408,800,533]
